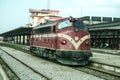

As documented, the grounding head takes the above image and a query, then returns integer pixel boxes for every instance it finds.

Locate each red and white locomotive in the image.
[30,17,92,65]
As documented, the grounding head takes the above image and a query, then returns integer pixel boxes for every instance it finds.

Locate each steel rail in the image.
[73,65,120,80]
[0,47,51,80]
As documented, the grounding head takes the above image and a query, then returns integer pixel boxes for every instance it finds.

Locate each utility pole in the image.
[47,0,50,10]
[80,0,83,17]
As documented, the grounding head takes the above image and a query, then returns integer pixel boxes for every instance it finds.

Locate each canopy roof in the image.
[0,27,32,37]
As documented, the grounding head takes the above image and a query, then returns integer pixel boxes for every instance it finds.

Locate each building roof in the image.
[29,9,59,13]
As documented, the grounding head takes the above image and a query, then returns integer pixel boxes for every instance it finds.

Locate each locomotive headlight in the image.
[61,40,67,45]
[75,28,79,32]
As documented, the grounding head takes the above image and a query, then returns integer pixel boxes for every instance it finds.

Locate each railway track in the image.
[72,63,120,80]
[0,47,51,80]
[0,43,120,80]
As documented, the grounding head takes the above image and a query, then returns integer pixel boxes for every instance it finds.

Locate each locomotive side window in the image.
[58,20,72,29]
[35,26,51,34]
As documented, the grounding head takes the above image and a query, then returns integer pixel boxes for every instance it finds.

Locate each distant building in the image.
[29,9,62,27]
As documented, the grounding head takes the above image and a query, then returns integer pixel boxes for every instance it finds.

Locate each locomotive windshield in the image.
[74,20,86,30]
[58,19,86,30]
[58,20,72,29]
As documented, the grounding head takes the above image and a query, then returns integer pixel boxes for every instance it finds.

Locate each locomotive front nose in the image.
[55,50,92,65]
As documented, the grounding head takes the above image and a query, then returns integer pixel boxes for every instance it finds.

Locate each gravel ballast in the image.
[0,46,104,80]
[0,48,48,80]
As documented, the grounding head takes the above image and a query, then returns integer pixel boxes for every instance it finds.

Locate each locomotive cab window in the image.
[74,20,86,30]
[58,20,72,29]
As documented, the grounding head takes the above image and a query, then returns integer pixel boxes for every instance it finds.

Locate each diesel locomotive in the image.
[30,17,92,65]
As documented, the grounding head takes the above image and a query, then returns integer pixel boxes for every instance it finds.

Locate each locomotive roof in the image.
[33,20,58,30]
[33,18,74,30]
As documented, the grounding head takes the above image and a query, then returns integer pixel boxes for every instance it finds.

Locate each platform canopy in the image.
[0,27,32,37]
[88,22,120,30]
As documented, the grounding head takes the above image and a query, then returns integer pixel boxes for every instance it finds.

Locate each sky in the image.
[0,0,120,34]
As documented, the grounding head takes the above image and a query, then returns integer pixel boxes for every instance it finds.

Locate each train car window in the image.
[74,20,86,30]
[35,27,51,34]
[58,20,72,29]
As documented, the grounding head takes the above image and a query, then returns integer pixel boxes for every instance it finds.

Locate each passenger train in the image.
[30,17,92,65]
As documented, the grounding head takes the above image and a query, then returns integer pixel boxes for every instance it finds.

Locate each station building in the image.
[29,9,62,27]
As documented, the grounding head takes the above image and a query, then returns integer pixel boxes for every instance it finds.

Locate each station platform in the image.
[90,52,120,67]
[91,48,120,55]
[90,51,120,73]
